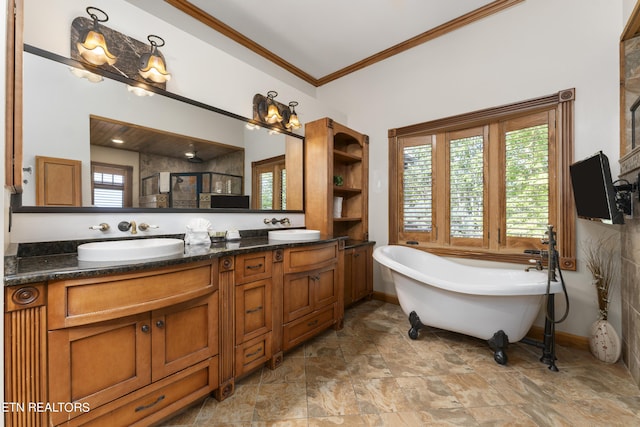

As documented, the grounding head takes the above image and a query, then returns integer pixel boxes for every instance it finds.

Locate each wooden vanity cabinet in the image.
[344,242,374,307]
[46,260,219,427]
[234,251,274,377]
[282,242,342,351]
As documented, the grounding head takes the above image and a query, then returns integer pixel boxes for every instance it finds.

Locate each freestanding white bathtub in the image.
[373,245,562,363]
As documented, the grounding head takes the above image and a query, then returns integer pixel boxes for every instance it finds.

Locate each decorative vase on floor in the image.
[588,318,621,363]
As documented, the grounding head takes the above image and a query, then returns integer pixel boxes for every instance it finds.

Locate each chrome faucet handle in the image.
[281,217,290,225]
[89,223,110,231]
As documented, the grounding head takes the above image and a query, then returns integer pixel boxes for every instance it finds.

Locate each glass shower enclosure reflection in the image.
[141,171,244,208]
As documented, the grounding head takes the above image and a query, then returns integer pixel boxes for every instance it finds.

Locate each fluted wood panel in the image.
[5,306,47,427]
[214,256,235,401]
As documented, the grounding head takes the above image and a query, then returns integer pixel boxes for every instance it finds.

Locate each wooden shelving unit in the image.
[304,118,373,307]
[304,118,369,241]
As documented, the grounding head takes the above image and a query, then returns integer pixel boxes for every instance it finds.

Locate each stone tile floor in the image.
[159,300,640,426]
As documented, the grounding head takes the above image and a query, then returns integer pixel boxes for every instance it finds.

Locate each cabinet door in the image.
[283,272,314,323]
[35,155,82,206]
[152,292,218,382]
[352,246,371,301]
[236,279,272,343]
[48,313,152,425]
[313,265,339,308]
[344,248,355,306]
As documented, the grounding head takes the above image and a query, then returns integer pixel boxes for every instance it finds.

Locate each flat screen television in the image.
[569,151,623,224]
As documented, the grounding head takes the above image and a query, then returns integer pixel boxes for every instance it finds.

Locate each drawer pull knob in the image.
[135,394,165,412]
[246,306,263,314]
[246,263,264,270]
[246,347,263,358]
[307,319,319,327]
[141,325,150,333]
[156,320,165,328]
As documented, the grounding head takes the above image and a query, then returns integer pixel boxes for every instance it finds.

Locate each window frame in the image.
[251,155,286,210]
[388,89,576,270]
[90,162,133,208]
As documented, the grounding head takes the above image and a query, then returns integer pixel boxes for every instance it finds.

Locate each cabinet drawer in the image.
[235,279,272,343]
[48,261,216,329]
[235,251,273,284]
[283,304,336,351]
[62,357,218,427]
[284,242,338,274]
[235,332,273,377]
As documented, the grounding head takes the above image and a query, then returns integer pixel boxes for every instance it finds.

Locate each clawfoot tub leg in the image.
[488,330,509,365]
[407,311,424,340]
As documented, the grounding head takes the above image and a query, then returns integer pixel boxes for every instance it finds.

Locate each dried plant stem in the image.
[583,235,618,320]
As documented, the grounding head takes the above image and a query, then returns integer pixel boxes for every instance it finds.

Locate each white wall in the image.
[316,0,625,338]
[22,0,346,127]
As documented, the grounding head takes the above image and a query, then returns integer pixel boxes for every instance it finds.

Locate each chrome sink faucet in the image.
[118,220,137,234]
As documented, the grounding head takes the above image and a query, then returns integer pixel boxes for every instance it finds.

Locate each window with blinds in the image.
[505,123,549,239]
[252,155,286,210]
[91,163,132,208]
[281,169,287,210]
[449,134,484,239]
[389,88,575,267]
[259,171,274,210]
[402,142,433,233]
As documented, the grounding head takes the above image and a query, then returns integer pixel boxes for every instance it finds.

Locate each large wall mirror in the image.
[14,46,304,212]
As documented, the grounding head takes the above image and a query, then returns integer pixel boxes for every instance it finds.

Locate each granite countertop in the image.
[4,234,372,287]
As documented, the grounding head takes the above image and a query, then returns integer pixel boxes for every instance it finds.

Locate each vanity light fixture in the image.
[76,7,117,66]
[139,35,172,83]
[253,92,302,131]
[264,91,283,123]
[285,101,301,130]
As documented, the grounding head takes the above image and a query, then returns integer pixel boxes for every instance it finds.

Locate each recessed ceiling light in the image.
[111,138,124,144]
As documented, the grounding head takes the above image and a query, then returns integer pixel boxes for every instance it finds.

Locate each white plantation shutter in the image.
[281,168,287,209]
[259,171,274,209]
[92,164,129,208]
[402,140,432,233]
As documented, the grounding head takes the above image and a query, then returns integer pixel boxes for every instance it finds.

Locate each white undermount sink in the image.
[77,238,185,262]
[268,229,321,242]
